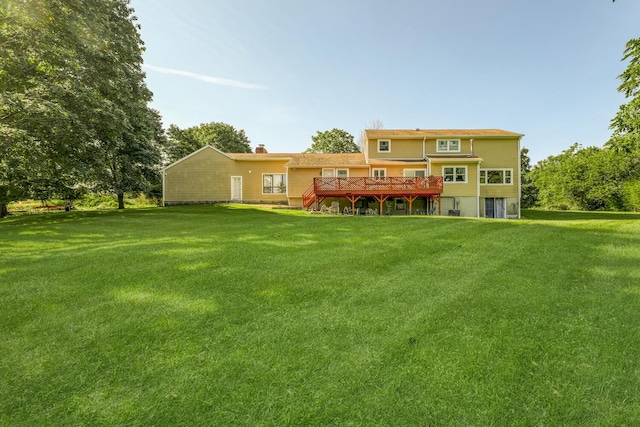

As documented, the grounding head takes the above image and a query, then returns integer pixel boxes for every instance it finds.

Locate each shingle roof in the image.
[286,153,367,167]
[229,153,296,161]
[366,129,523,138]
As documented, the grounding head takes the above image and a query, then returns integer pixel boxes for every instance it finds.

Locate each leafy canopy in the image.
[607,37,640,156]
[306,128,359,154]
[531,144,625,211]
[520,147,538,208]
[165,122,252,163]
[0,0,163,212]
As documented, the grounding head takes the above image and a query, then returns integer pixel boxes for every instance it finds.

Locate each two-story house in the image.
[162,129,523,218]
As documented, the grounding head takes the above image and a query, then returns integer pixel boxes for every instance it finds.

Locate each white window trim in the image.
[436,139,461,153]
[261,173,287,194]
[443,165,468,184]
[321,168,335,177]
[372,168,386,179]
[480,168,513,185]
[403,168,427,177]
[377,139,391,153]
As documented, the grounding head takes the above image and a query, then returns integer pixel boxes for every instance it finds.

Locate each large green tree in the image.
[607,38,640,155]
[306,128,359,153]
[606,37,640,210]
[520,147,537,208]
[78,0,165,209]
[1,0,95,215]
[531,144,624,211]
[165,122,252,163]
[0,0,163,214]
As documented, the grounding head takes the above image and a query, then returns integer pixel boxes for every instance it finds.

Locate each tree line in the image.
[522,37,640,212]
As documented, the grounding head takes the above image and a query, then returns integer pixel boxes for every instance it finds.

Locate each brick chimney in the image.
[255,144,267,154]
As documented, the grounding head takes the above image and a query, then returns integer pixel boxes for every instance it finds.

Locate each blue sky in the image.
[130,0,639,163]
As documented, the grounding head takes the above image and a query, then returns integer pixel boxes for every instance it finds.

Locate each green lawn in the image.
[1,206,640,426]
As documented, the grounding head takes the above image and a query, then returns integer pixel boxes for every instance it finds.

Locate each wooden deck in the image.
[303,176,444,214]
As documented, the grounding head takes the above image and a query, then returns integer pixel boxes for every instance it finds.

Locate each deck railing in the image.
[313,176,443,195]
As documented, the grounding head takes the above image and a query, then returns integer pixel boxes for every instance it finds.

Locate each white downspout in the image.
[477,159,482,218]
[518,136,522,219]
[162,169,166,207]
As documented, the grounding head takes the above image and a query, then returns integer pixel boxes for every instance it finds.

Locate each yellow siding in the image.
[367,138,423,159]
[476,138,519,199]
[164,148,235,202]
[288,168,319,200]
[480,185,517,198]
[474,139,519,169]
[234,160,289,203]
[380,165,406,176]
[431,163,479,197]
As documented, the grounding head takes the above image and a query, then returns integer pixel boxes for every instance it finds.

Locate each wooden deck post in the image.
[346,195,360,214]
[372,195,389,215]
[405,195,418,215]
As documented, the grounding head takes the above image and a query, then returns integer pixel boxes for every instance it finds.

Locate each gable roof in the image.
[163,145,231,171]
[286,153,367,168]
[366,129,523,138]
[229,153,296,161]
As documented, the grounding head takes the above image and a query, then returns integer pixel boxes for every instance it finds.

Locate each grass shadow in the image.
[522,209,640,221]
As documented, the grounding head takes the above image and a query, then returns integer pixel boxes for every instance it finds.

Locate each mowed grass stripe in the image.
[1,206,639,425]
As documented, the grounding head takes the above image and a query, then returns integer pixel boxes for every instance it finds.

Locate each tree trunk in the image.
[0,203,7,218]
[117,192,125,209]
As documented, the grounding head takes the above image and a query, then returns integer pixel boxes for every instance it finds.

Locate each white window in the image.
[372,168,386,179]
[404,169,427,177]
[437,139,461,153]
[262,173,286,193]
[321,168,335,177]
[336,169,349,178]
[378,140,391,153]
[443,166,467,183]
[480,169,513,185]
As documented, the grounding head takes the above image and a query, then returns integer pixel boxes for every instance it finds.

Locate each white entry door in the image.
[231,176,242,201]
